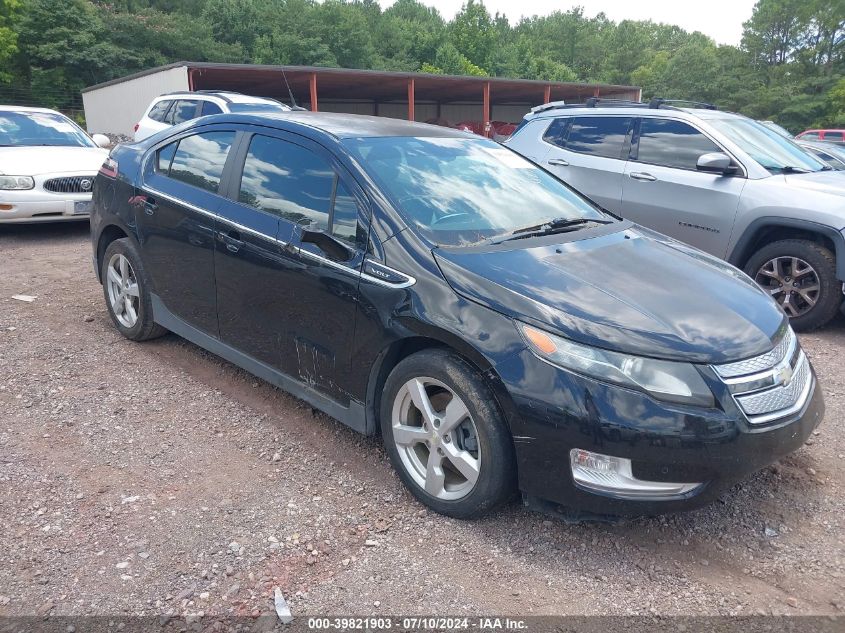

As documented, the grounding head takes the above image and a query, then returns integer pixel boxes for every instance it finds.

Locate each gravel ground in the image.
[0,223,843,619]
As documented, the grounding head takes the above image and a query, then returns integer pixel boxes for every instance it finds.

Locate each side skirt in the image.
[150,294,370,435]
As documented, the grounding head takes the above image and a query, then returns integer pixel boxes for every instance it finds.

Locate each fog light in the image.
[569,449,702,500]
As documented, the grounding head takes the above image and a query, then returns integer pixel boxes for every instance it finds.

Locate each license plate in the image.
[73,200,92,215]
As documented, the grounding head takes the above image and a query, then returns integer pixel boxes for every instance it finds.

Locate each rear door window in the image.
[147,100,172,123]
[200,101,223,116]
[800,132,820,141]
[166,131,235,193]
[823,131,845,142]
[564,116,632,159]
[635,118,722,170]
[167,100,200,125]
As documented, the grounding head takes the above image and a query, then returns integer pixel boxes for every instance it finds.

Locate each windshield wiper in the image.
[491,217,612,244]
[771,165,811,174]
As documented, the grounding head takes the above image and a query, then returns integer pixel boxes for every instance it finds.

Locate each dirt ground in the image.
[0,222,843,619]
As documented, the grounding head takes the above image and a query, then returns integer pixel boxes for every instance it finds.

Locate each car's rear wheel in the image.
[745,239,840,331]
[380,349,515,518]
[101,238,167,341]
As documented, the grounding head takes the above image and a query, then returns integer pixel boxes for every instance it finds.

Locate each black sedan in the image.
[91,112,823,519]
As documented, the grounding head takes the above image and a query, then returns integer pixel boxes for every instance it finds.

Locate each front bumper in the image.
[0,175,96,223]
[497,349,824,518]
[0,197,92,223]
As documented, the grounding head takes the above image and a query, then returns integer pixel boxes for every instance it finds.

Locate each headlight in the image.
[519,323,715,407]
[0,175,35,190]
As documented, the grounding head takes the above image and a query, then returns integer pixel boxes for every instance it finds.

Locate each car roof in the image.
[204,111,474,139]
[799,139,845,154]
[526,105,744,122]
[156,91,281,104]
[0,105,64,115]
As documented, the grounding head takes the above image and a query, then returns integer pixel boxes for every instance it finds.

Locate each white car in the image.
[0,106,110,224]
[133,91,293,141]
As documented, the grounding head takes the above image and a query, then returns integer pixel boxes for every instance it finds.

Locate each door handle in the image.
[629,172,657,182]
[219,229,244,253]
[547,158,569,166]
[143,197,158,216]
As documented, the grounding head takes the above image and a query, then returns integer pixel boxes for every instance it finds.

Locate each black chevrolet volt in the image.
[91,112,823,519]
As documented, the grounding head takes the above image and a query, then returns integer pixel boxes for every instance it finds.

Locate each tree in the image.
[2,0,842,129]
[448,0,495,70]
[424,42,487,76]
[0,0,20,82]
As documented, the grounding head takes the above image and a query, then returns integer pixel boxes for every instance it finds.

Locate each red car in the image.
[796,129,845,145]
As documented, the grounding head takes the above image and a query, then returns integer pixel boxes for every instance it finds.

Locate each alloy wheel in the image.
[106,253,140,328]
[754,256,820,318]
[390,377,481,501]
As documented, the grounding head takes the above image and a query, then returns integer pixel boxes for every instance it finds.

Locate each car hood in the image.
[0,146,109,176]
[782,169,845,195]
[433,226,785,364]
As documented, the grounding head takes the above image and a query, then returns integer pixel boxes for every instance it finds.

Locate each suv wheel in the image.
[744,239,840,331]
[380,349,515,518]
[101,238,167,341]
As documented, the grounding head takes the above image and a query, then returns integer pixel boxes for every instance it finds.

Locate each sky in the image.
[378,0,759,46]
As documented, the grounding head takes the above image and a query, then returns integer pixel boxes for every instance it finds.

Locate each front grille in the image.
[713,328,794,378]
[735,355,810,417]
[712,328,813,425]
[44,175,96,193]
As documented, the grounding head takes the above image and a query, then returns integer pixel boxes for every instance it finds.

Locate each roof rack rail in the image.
[162,90,244,103]
[530,96,718,116]
[583,97,645,108]
[649,97,717,110]
[531,98,649,114]
[530,100,567,114]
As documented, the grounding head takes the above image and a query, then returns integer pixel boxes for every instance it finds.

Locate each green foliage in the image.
[0,1,19,82]
[1,0,842,132]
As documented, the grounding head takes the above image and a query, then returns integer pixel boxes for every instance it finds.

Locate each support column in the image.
[310,72,318,112]
[482,81,491,137]
[407,78,415,122]
[593,87,600,98]
[543,85,551,104]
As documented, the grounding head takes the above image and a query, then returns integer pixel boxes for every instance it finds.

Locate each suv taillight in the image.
[99,157,118,179]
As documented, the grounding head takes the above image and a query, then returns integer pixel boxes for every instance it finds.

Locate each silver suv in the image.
[506,99,845,330]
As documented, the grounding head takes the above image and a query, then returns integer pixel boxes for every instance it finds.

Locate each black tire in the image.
[101,238,167,341]
[744,239,840,332]
[380,348,516,519]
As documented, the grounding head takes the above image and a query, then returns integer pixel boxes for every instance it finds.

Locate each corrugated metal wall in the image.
[82,66,190,137]
[315,100,533,124]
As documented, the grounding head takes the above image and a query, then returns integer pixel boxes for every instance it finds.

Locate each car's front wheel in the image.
[101,238,167,341]
[380,349,515,518]
[745,239,841,331]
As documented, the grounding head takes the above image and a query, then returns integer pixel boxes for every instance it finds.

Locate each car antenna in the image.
[281,69,304,110]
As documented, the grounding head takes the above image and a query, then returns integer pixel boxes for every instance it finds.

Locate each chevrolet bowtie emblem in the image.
[777,364,794,387]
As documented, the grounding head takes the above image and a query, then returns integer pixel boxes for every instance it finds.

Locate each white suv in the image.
[134,91,292,141]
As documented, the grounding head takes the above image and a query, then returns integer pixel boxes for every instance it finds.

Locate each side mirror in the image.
[92,133,111,148]
[696,152,737,175]
[300,227,354,262]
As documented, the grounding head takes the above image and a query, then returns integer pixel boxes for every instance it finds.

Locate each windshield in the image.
[343,136,607,246]
[0,111,95,148]
[716,117,826,174]
[759,120,793,139]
